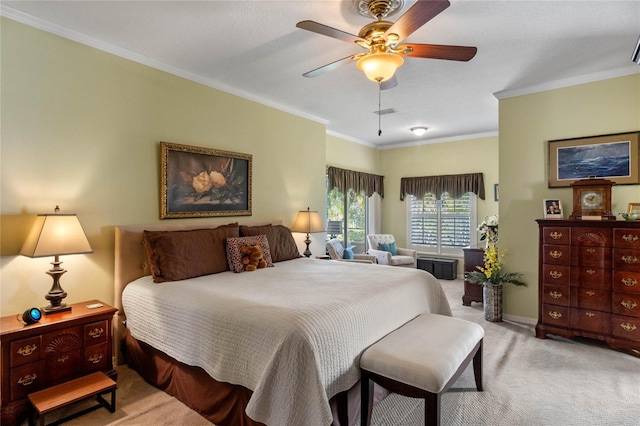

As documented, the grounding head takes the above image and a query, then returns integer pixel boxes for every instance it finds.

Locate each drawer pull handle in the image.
[549,291,563,299]
[620,322,637,332]
[17,344,37,357]
[549,271,563,279]
[549,231,563,240]
[57,355,69,363]
[586,311,595,317]
[621,300,638,310]
[18,374,37,386]
[622,278,637,287]
[549,250,562,259]
[586,290,595,296]
[89,328,104,338]
[621,234,639,243]
[88,353,104,364]
[586,248,596,254]
[586,269,596,275]
[621,256,638,264]
[548,311,562,320]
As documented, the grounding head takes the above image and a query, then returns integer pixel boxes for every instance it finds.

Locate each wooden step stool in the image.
[28,371,116,426]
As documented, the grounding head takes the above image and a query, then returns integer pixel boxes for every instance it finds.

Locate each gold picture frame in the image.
[629,203,640,215]
[160,142,252,219]
[548,131,640,188]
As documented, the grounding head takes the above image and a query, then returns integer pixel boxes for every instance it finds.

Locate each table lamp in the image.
[291,207,325,257]
[20,206,93,313]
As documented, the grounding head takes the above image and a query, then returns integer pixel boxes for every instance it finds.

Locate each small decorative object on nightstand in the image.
[568,178,615,220]
[19,206,93,313]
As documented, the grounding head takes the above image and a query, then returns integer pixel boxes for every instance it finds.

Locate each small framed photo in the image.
[629,203,640,215]
[544,199,563,219]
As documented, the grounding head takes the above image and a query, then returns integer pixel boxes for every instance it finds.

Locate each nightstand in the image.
[0,300,117,425]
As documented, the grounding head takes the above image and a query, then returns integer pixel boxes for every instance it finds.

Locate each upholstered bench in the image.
[360,314,484,426]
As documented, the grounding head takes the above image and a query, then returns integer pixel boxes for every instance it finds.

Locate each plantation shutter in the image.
[410,193,472,249]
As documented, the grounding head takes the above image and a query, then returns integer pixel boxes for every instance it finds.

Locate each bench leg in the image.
[424,392,440,426]
[473,340,483,392]
[360,371,374,426]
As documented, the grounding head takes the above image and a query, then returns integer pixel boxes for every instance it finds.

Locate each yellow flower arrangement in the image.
[465,242,526,288]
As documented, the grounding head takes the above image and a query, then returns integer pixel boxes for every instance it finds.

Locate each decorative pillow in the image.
[226,235,274,273]
[342,246,355,260]
[378,242,398,255]
[239,224,301,262]
[143,223,239,283]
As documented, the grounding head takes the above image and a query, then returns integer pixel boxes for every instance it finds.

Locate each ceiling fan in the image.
[296,0,477,89]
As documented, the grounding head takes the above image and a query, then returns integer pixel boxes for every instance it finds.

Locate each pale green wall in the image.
[499,74,640,319]
[326,135,381,173]
[0,18,326,315]
[379,136,500,249]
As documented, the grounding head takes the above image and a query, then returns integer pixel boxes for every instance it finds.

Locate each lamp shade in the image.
[20,214,93,258]
[356,53,404,82]
[291,208,325,234]
[326,220,343,236]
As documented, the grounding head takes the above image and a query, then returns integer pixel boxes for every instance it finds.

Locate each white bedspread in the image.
[122,258,451,426]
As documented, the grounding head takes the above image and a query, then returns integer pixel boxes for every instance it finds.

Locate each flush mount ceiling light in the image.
[410,127,428,136]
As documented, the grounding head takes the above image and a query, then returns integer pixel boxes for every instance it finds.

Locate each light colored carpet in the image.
[24,279,640,426]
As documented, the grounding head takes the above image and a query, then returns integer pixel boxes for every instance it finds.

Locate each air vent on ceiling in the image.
[374,108,397,115]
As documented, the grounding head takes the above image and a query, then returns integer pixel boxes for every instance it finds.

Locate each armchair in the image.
[326,239,376,264]
[366,234,417,268]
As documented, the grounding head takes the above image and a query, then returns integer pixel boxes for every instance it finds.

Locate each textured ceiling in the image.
[2,0,639,148]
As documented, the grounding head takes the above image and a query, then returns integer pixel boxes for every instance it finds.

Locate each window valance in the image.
[327,166,384,198]
[400,172,485,201]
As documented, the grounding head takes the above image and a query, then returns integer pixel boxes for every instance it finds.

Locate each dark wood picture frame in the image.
[160,142,252,219]
[548,131,639,188]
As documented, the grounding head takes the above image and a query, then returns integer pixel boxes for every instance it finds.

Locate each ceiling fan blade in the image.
[401,43,477,61]
[380,75,398,90]
[385,0,450,44]
[296,20,365,45]
[302,54,360,78]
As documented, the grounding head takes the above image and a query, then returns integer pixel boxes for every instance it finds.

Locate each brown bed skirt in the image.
[123,329,389,426]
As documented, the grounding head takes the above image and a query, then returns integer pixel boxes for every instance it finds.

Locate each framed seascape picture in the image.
[160,142,252,219]
[548,132,640,188]
[543,199,563,219]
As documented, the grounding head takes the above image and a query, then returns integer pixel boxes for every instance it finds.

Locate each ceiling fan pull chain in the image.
[378,80,382,136]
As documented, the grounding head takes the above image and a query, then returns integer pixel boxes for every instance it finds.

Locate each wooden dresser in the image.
[462,247,484,306]
[0,300,117,425]
[535,220,640,354]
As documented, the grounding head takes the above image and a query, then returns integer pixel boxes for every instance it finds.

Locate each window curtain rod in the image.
[400,172,485,201]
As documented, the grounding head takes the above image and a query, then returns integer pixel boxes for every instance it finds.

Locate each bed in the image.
[114,221,452,426]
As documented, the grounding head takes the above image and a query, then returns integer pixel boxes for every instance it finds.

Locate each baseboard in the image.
[503,313,537,326]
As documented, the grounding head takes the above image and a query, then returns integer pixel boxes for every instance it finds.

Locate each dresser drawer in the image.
[43,326,83,356]
[571,247,611,269]
[613,270,640,294]
[612,292,640,318]
[84,342,110,373]
[571,227,612,247]
[611,315,640,341]
[542,245,570,265]
[84,320,109,345]
[10,361,42,401]
[614,228,640,249]
[541,264,570,285]
[542,227,570,245]
[613,248,640,272]
[570,308,610,334]
[541,304,569,327]
[43,348,82,386]
[543,285,570,307]
[9,336,42,368]
[571,288,610,311]
[570,266,611,290]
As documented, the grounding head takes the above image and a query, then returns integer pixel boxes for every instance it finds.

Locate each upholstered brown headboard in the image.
[113,220,281,364]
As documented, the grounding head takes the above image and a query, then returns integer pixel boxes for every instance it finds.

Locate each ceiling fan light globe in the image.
[356,53,404,82]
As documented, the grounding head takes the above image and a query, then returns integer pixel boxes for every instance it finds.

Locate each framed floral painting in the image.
[160,142,252,219]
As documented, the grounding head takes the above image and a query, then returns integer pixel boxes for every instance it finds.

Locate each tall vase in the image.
[483,284,503,322]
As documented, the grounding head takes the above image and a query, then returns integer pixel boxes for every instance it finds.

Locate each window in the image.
[327,187,368,254]
[407,192,476,256]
